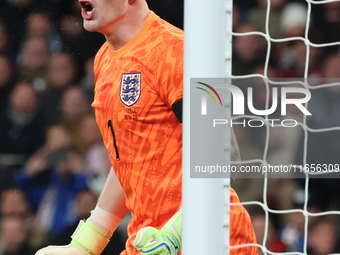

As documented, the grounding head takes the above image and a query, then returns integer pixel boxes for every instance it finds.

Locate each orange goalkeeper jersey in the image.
[92,11,257,255]
[92,11,183,254]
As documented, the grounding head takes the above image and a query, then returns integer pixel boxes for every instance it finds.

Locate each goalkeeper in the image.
[36,0,258,254]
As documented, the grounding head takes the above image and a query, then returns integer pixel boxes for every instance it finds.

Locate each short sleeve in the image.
[156,40,184,107]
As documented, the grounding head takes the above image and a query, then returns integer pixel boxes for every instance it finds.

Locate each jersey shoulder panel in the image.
[151,19,184,107]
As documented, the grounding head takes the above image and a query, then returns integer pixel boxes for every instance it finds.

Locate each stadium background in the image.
[0,0,340,254]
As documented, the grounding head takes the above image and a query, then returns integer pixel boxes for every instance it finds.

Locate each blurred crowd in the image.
[0,0,184,253]
[1,0,340,254]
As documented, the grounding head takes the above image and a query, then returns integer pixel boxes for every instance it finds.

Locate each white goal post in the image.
[183,0,231,255]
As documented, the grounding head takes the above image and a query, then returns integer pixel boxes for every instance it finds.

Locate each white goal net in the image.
[228,0,340,254]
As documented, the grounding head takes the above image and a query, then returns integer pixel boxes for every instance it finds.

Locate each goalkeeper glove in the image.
[35,220,112,255]
[133,208,182,255]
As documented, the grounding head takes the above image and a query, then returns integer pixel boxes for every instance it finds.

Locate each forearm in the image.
[87,168,129,234]
[96,168,129,219]
[69,169,128,254]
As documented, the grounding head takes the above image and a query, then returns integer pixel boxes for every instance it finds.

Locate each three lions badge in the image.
[120,73,141,107]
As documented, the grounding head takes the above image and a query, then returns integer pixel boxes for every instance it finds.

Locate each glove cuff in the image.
[162,208,182,251]
[70,220,112,255]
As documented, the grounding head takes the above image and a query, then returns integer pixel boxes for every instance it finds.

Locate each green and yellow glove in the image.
[35,220,112,255]
[133,209,182,255]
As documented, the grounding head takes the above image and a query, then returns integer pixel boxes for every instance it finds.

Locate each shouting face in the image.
[79,0,128,34]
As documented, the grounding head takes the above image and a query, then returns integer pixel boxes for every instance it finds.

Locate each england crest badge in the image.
[120,72,141,107]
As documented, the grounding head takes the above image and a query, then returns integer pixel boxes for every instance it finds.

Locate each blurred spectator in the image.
[61,0,106,64]
[44,125,72,154]
[278,39,324,78]
[305,52,340,125]
[16,146,88,237]
[147,0,183,29]
[276,3,324,79]
[59,14,102,69]
[0,21,17,64]
[0,0,35,52]
[265,92,303,221]
[15,124,71,212]
[0,216,34,255]
[76,190,97,219]
[323,1,340,26]
[80,113,110,195]
[16,35,50,93]
[277,2,307,75]
[0,189,32,218]
[0,55,15,111]
[249,65,279,114]
[323,52,340,82]
[59,86,92,154]
[312,1,340,48]
[266,84,305,168]
[25,11,62,54]
[15,123,88,237]
[252,214,286,254]
[249,0,286,39]
[53,190,97,245]
[79,56,95,100]
[51,190,97,243]
[59,14,82,52]
[53,190,126,255]
[307,217,340,255]
[278,189,321,252]
[0,82,45,174]
[232,23,267,75]
[0,189,44,249]
[47,53,78,91]
[294,53,340,211]
[41,53,79,126]
[232,4,242,31]
[280,2,308,38]
[267,179,299,226]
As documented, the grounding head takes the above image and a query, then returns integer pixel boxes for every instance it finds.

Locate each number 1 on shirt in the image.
[107,120,120,160]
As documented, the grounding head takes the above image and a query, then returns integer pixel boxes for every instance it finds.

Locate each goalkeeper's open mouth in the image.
[79,0,94,20]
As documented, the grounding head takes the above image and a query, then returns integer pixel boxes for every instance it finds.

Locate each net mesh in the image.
[225,0,340,254]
